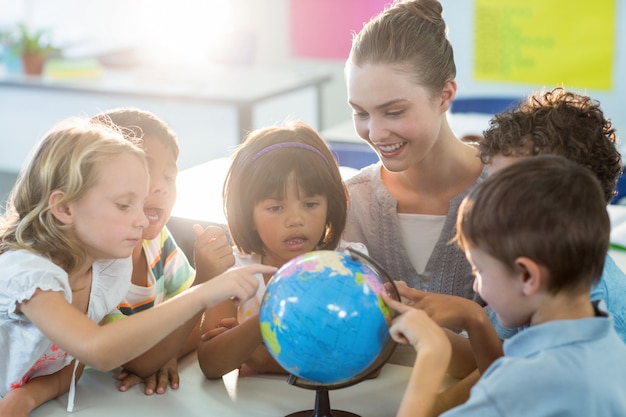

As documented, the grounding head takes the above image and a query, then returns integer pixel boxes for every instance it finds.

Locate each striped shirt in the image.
[107,226,195,321]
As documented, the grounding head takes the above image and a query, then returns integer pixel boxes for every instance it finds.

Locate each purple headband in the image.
[250,142,332,169]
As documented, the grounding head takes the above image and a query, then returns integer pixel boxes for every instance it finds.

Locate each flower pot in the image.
[21,52,46,76]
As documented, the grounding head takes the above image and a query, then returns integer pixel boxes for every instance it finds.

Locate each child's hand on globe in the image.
[383,294,451,355]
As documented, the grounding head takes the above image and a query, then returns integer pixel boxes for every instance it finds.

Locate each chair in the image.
[448,96,522,142]
[321,120,378,170]
[450,97,521,115]
[329,142,378,170]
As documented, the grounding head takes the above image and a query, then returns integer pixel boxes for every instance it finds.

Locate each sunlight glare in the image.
[136,0,234,67]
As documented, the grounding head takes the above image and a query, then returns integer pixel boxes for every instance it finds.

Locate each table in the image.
[607,205,626,272]
[0,65,330,172]
[0,66,330,138]
[31,353,457,417]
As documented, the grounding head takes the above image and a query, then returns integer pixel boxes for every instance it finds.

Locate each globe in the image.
[259,248,399,417]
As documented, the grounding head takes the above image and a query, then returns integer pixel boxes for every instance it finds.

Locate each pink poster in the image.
[289,0,391,60]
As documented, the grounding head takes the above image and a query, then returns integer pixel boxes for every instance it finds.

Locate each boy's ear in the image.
[440,79,457,113]
[515,256,544,296]
[48,190,73,225]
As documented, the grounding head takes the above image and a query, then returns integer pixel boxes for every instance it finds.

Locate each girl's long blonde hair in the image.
[0,117,146,274]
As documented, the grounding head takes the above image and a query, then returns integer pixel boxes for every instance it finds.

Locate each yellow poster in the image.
[474,0,615,90]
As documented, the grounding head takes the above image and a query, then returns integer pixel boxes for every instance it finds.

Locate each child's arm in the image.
[197,300,260,379]
[240,315,287,374]
[19,264,275,373]
[433,369,479,415]
[114,320,198,394]
[0,361,84,417]
[197,310,286,379]
[115,226,234,392]
[443,329,477,378]
[179,318,202,357]
[118,311,202,380]
[111,305,201,394]
[395,281,503,374]
[383,295,452,417]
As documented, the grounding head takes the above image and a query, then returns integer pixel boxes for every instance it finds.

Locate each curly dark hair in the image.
[479,88,622,203]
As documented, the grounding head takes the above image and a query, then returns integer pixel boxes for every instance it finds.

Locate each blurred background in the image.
[1,0,625,207]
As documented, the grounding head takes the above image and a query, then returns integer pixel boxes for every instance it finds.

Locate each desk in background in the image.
[0,66,330,172]
[321,120,378,169]
[31,353,457,417]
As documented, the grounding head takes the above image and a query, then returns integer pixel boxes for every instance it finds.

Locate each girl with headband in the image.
[196,121,366,379]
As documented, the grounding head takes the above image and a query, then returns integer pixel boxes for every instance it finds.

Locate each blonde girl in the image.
[0,117,273,416]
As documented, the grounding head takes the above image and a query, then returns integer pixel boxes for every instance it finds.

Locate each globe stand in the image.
[285,387,360,417]
[264,249,401,417]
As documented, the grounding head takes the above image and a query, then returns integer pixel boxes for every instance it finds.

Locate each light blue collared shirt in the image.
[443,310,626,416]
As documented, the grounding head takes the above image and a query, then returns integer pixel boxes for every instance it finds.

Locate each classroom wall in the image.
[169,0,626,138]
[2,0,625,146]
[298,0,626,137]
[439,0,626,138]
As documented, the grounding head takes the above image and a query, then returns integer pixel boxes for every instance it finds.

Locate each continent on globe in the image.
[259,250,393,385]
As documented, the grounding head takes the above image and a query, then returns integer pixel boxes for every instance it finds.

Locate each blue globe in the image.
[259,250,394,385]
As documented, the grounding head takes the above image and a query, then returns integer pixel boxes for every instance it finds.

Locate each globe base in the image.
[285,388,361,417]
[286,411,360,417]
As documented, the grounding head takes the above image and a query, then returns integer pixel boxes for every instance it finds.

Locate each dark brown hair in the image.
[479,87,622,203]
[455,155,609,294]
[224,122,348,256]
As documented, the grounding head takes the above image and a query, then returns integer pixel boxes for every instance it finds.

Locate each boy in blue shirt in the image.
[393,88,626,414]
[478,87,626,343]
[384,156,626,416]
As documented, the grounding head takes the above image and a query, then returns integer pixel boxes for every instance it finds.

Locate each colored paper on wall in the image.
[289,0,391,60]
[474,0,615,90]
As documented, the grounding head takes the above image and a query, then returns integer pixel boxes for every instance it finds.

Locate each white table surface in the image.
[31,353,457,417]
[607,205,626,272]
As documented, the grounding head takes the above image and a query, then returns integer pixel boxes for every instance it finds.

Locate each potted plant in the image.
[16,23,56,76]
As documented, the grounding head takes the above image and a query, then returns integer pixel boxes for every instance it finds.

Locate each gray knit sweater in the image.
[344,162,488,300]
